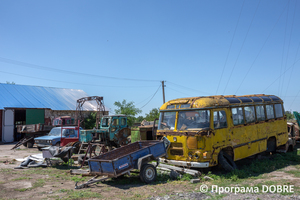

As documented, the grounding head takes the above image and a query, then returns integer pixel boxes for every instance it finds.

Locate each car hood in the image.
[34,136,64,140]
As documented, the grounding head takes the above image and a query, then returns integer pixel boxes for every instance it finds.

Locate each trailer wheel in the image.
[218,150,237,172]
[140,164,157,184]
[27,140,34,148]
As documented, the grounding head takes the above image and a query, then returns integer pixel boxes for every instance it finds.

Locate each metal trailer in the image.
[75,140,168,189]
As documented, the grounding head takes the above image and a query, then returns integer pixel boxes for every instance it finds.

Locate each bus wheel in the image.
[218,150,237,172]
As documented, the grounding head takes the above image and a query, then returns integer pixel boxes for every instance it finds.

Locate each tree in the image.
[285,111,294,120]
[84,112,97,129]
[145,108,160,121]
[136,116,145,123]
[114,100,142,127]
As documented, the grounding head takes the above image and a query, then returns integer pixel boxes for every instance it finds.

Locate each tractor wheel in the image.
[27,140,34,148]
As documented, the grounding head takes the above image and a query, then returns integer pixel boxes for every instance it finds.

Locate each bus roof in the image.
[160,94,283,110]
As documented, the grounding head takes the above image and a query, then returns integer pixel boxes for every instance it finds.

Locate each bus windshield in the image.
[158,112,176,130]
[177,110,210,130]
[158,110,210,130]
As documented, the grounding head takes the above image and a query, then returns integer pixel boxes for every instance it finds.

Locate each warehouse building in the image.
[0,83,108,143]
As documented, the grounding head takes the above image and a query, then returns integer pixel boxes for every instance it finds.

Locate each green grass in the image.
[284,170,300,177]
[12,177,32,181]
[57,189,102,200]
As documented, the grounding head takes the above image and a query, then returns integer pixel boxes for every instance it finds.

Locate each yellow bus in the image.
[157,94,290,171]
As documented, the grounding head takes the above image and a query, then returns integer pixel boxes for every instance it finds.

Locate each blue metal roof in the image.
[0,83,104,111]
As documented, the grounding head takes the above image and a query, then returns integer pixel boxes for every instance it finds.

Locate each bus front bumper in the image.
[159,158,210,168]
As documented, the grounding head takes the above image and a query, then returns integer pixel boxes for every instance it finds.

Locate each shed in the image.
[0,83,108,143]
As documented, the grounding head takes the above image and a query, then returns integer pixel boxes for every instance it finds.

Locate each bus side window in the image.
[266,105,275,119]
[213,110,227,129]
[245,106,255,123]
[231,107,244,125]
[274,104,283,118]
[256,105,265,121]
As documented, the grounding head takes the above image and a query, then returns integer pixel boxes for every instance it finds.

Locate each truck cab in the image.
[34,126,80,150]
[98,115,130,147]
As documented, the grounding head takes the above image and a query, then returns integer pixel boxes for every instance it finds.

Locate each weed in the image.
[12,177,32,181]
[60,189,101,200]
[180,174,193,181]
[284,170,300,177]
[71,176,87,183]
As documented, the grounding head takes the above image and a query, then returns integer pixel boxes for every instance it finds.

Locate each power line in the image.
[0,70,158,88]
[235,1,289,94]
[216,0,245,94]
[223,0,260,94]
[262,58,300,93]
[168,81,212,95]
[139,85,161,109]
[0,57,160,82]
[167,86,194,97]
[283,0,298,98]
[136,85,162,106]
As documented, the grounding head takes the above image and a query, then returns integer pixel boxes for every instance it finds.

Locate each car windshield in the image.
[48,128,66,136]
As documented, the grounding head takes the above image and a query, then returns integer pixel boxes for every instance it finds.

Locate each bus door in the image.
[211,109,230,149]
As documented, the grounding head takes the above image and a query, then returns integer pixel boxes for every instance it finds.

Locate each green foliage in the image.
[285,111,294,120]
[114,100,142,126]
[145,108,160,121]
[84,112,97,129]
[136,116,145,123]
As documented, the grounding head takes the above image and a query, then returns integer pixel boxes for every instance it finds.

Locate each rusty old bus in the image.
[157,95,290,171]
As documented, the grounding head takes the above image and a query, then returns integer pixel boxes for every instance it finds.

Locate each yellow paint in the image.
[157,95,289,167]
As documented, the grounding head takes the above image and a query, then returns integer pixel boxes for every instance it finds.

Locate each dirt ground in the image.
[0,143,300,200]
[0,144,200,200]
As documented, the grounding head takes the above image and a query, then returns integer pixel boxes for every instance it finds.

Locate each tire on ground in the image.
[27,140,34,148]
[218,150,237,172]
[140,164,157,183]
[78,154,89,165]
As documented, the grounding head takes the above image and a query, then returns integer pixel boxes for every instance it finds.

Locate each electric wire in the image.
[0,70,158,88]
[0,57,160,82]
[283,0,298,98]
[136,84,162,106]
[216,0,245,94]
[223,0,260,94]
[289,89,300,110]
[168,81,212,95]
[284,42,300,99]
[235,1,289,94]
[167,86,194,97]
[279,0,290,95]
[139,85,161,109]
[262,57,300,93]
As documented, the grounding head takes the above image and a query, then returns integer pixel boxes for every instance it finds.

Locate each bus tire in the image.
[218,150,237,172]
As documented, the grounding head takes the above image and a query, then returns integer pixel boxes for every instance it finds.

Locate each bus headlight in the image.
[188,151,193,158]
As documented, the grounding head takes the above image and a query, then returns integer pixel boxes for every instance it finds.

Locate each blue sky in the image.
[1,0,300,116]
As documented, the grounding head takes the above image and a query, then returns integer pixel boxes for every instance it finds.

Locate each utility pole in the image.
[162,81,165,104]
